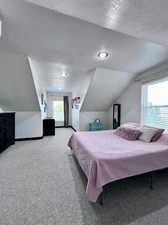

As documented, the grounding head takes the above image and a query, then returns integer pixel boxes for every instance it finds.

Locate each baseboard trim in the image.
[55,126,65,128]
[55,125,77,132]
[15,136,44,141]
[69,126,77,132]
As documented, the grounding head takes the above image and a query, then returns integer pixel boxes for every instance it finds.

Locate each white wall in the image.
[28,58,48,120]
[81,68,134,111]
[108,81,142,127]
[119,81,142,124]
[79,111,108,131]
[0,51,43,139]
[107,62,168,128]
[107,106,113,129]
[15,112,43,139]
[0,52,40,111]
[0,109,43,139]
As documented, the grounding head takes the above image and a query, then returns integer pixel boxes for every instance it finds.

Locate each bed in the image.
[68,130,168,203]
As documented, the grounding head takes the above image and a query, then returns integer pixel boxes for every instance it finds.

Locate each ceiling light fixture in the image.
[61,72,69,78]
[97,51,110,60]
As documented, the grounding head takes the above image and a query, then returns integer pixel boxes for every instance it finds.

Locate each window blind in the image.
[142,78,168,131]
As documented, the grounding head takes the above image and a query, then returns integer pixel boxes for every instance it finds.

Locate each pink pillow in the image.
[114,127,142,141]
[122,123,164,142]
[144,125,164,142]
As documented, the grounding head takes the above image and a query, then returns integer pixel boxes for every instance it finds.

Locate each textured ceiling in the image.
[26,0,168,46]
[29,58,92,93]
[0,0,168,93]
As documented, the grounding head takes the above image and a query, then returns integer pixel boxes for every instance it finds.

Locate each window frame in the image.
[141,77,168,130]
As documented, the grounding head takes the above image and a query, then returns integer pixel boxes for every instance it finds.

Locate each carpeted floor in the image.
[1,128,168,225]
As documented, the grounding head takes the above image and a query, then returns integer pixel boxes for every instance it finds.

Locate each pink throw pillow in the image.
[114,127,142,141]
[144,125,164,142]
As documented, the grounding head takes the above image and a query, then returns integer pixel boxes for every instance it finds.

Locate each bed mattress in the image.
[68,130,168,202]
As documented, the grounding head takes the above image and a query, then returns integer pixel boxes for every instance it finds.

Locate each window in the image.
[53,100,64,121]
[142,78,168,130]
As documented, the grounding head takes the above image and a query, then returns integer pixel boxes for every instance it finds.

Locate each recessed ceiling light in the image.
[97,51,109,60]
[61,72,69,78]
[58,87,62,91]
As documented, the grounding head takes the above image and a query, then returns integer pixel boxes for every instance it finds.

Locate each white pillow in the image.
[121,122,140,128]
[139,127,158,143]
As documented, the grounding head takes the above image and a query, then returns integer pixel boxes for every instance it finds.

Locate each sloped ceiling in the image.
[26,0,168,45]
[1,0,168,111]
[0,52,40,111]
[81,68,134,111]
[1,0,168,93]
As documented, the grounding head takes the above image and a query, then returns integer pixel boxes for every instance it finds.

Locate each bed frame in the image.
[72,151,156,206]
[98,171,155,206]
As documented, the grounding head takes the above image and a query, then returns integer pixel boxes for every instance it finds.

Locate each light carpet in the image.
[0,128,168,225]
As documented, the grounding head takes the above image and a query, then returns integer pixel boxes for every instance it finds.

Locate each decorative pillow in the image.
[138,127,159,143]
[114,127,142,141]
[121,122,140,129]
[144,126,164,142]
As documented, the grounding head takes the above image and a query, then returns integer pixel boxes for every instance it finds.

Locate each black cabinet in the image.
[43,119,55,136]
[0,113,15,153]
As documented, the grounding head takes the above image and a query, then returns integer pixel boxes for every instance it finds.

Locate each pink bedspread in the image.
[68,130,168,202]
